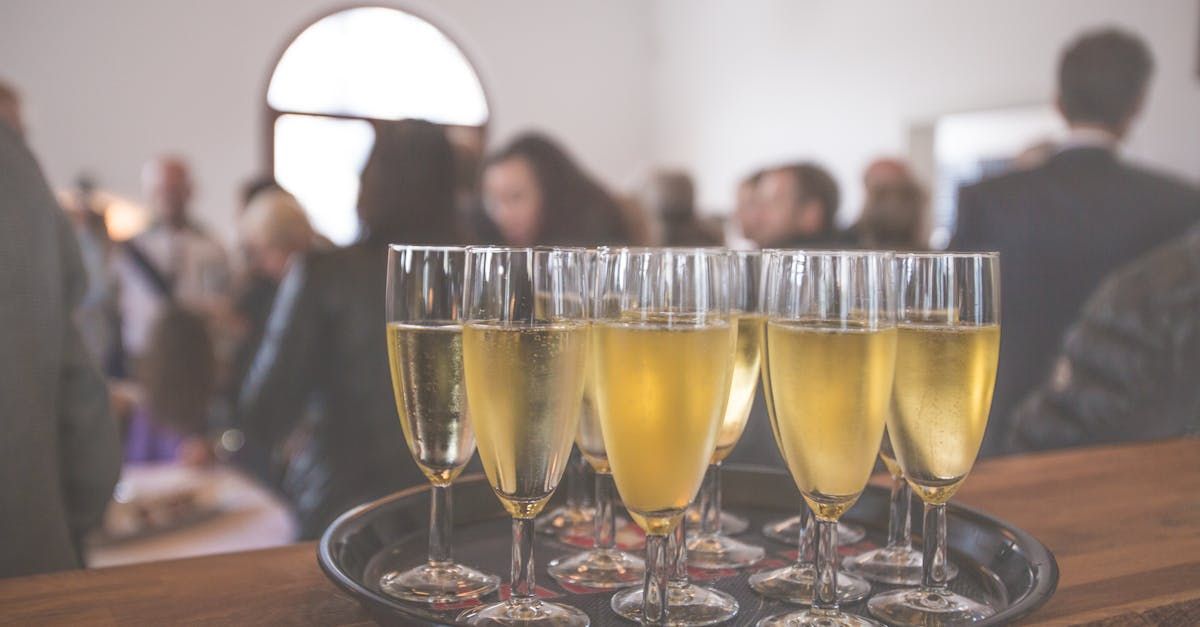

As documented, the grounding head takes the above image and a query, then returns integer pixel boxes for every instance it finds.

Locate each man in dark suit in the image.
[952,28,1200,457]
[0,116,121,576]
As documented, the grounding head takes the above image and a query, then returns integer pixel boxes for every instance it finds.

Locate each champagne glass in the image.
[750,256,872,607]
[686,250,766,570]
[593,247,739,625]
[756,250,896,627]
[380,245,500,603]
[549,250,646,589]
[843,430,957,585]
[457,246,591,627]
[868,253,1000,626]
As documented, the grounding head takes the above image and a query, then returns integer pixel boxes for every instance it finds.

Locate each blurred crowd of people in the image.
[1,25,1196,577]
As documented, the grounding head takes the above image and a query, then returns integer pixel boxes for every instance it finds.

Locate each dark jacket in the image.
[951,147,1200,456]
[0,124,121,576]
[238,243,425,538]
[1008,225,1200,453]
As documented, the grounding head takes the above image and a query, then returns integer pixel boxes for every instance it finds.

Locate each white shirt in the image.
[1057,126,1118,154]
[115,222,231,356]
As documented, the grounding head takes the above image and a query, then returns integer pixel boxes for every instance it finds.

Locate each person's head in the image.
[139,306,216,435]
[857,177,927,250]
[744,163,839,247]
[358,119,458,245]
[0,80,23,137]
[643,170,696,221]
[1057,28,1153,139]
[862,158,911,192]
[143,155,193,229]
[482,132,625,246]
[239,175,282,213]
[239,189,315,281]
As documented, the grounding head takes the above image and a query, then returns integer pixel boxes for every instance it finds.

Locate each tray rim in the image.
[317,467,1059,626]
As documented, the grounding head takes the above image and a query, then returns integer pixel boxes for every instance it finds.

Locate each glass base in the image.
[762,516,866,546]
[535,505,595,537]
[547,548,645,590]
[843,546,957,586]
[686,532,765,569]
[379,561,500,604]
[611,582,739,626]
[867,587,995,626]
[749,563,871,605]
[684,507,750,536]
[758,608,883,626]
[459,598,590,626]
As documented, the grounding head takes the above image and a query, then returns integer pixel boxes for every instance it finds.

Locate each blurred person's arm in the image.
[54,204,122,547]
[1008,233,1200,453]
[236,254,319,454]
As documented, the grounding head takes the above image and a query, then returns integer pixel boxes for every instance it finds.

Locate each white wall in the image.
[650,0,1200,223]
[2,0,1197,240]
[0,0,654,245]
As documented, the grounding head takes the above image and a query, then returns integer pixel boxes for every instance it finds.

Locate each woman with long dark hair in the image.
[238,119,459,538]
[476,132,634,246]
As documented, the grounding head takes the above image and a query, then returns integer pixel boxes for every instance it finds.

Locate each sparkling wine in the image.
[765,321,896,520]
[593,319,735,534]
[888,324,999,504]
[712,315,763,463]
[462,323,589,518]
[386,323,476,486]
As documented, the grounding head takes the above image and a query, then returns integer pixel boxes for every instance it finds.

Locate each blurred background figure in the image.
[239,189,317,286]
[114,156,231,371]
[951,28,1200,456]
[1009,224,1200,452]
[0,117,120,577]
[641,169,722,246]
[60,176,123,372]
[0,79,24,137]
[477,132,634,246]
[126,306,217,465]
[851,158,928,250]
[229,189,320,396]
[237,119,454,538]
[739,162,846,249]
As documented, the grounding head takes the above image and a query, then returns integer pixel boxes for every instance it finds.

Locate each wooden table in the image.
[0,438,1196,626]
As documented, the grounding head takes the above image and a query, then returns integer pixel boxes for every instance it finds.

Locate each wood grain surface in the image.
[0,437,1196,626]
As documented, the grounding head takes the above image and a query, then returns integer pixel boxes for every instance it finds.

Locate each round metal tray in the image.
[318,466,1057,626]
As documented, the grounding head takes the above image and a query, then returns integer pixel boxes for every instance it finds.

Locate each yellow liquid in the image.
[712,315,763,463]
[765,321,896,520]
[575,355,609,473]
[462,323,588,518]
[386,323,476,486]
[888,324,999,504]
[593,320,735,535]
[879,430,903,479]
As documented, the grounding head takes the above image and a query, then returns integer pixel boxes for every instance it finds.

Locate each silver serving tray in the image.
[318,466,1057,626]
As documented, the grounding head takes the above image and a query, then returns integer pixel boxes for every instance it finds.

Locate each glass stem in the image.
[669,519,689,584]
[594,471,615,550]
[566,449,584,509]
[813,518,840,613]
[921,502,950,590]
[429,484,452,565]
[510,517,537,603]
[643,533,669,624]
[699,463,722,536]
[797,504,816,565]
[886,474,913,550]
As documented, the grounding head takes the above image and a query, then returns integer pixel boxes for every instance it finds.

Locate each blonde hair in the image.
[239,189,314,253]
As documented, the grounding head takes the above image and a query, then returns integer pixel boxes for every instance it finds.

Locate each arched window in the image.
[267,7,489,245]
